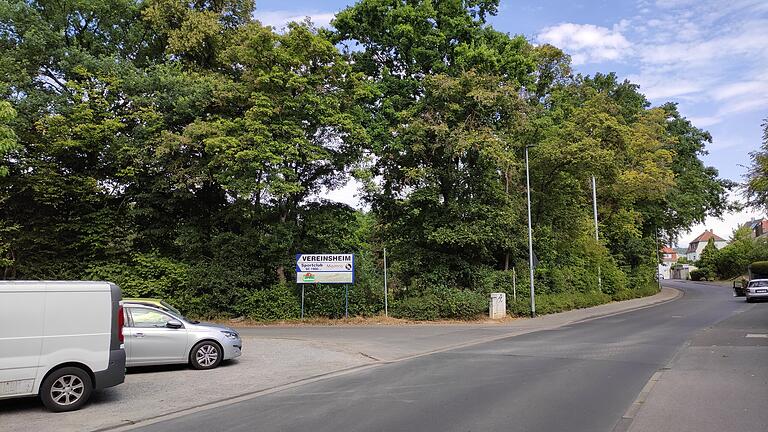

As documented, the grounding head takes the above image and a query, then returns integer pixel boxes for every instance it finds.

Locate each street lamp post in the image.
[525,145,536,317]
[592,175,602,292]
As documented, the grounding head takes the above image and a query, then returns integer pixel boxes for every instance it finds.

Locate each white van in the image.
[0,281,126,411]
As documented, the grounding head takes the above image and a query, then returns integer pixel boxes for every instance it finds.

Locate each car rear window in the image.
[748,280,768,287]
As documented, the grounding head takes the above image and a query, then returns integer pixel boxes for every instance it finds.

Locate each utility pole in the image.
[512,267,517,302]
[592,176,602,292]
[526,145,536,317]
[383,247,388,317]
[655,229,663,291]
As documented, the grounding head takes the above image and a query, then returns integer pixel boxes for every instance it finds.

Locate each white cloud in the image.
[675,191,762,246]
[707,79,768,117]
[678,208,764,246]
[711,80,768,101]
[626,72,707,100]
[608,0,768,133]
[655,0,698,8]
[687,116,723,127]
[255,10,335,30]
[536,23,631,65]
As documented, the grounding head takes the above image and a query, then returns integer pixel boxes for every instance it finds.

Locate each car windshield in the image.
[749,280,768,287]
[163,307,197,324]
[165,305,199,324]
[160,301,183,316]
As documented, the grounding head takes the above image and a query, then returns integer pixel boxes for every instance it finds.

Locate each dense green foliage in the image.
[748,261,768,278]
[693,227,768,280]
[745,118,768,209]
[689,269,706,281]
[0,0,729,319]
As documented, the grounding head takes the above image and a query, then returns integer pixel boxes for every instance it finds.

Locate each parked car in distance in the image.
[0,281,126,412]
[745,279,768,302]
[120,302,242,369]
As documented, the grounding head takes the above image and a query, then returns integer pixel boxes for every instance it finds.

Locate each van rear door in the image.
[0,283,45,397]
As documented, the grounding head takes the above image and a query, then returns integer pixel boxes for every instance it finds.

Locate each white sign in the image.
[296,254,354,284]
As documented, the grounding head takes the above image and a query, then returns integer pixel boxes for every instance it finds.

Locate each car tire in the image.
[39,367,93,412]
[746,297,753,303]
[190,341,223,370]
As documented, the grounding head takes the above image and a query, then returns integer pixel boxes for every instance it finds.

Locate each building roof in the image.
[687,230,726,253]
[660,246,676,254]
[742,218,762,230]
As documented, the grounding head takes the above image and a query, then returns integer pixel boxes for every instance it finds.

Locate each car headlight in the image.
[221,330,239,339]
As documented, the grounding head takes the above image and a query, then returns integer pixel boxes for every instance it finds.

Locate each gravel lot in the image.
[0,337,371,432]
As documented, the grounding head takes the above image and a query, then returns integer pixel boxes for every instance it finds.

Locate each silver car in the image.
[121,303,242,369]
[746,279,768,303]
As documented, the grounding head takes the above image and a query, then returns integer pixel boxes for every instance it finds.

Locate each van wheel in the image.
[190,341,223,370]
[39,367,92,412]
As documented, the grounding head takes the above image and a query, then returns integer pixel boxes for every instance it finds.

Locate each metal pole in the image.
[512,267,517,302]
[525,146,536,317]
[655,229,663,291]
[383,247,388,317]
[301,285,305,319]
[592,176,602,292]
[345,284,349,319]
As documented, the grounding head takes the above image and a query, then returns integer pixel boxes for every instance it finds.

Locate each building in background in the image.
[742,218,768,239]
[660,246,678,263]
[658,246,678,280]
[686,229,728,262]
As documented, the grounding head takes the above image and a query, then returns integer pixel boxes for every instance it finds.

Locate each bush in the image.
[392,294,441,320]
[506,279,658,317]
[238,284,300,321]
[392,288,487,320]
[86,254,202,312]
[689,269,705,281]
[507,291,610,316]
[438,288,487,319]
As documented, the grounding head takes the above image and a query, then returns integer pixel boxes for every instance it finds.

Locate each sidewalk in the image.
[625,300,768,432]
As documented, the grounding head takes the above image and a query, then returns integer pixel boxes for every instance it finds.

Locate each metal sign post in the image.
[296,254,354,284]
[296,254,355,319]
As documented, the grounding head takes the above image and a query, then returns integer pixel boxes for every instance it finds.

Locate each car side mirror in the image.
[166,319,183,329]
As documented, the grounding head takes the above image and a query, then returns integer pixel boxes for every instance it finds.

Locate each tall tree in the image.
[745,117,768,211]
[177,21,367,283]
[0,101,17,176]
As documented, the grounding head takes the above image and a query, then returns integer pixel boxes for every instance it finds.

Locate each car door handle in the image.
[135,332,145,338]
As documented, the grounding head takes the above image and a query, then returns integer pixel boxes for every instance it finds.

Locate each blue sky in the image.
[254,0,768,245]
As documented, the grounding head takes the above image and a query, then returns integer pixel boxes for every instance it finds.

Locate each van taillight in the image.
[117,305,125,343]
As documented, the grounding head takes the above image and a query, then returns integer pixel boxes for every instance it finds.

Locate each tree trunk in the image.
[276,205,289,284]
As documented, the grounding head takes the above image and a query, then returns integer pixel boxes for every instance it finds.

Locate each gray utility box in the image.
[489,293,506,319]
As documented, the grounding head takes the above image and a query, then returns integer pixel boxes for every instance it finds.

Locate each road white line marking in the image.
[745,333,768,338]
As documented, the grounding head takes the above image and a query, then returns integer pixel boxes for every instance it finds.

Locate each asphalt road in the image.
[130,281,754,432]
[628,289,768,432]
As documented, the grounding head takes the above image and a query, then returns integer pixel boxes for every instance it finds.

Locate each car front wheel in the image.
[190,341,223,370]
[39,367,93,412]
